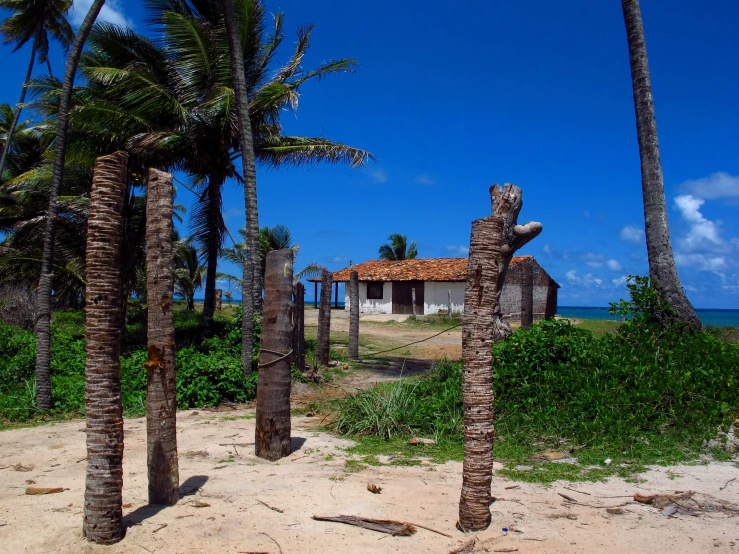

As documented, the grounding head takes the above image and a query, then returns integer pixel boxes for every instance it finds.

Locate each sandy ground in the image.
[0,409,738,554]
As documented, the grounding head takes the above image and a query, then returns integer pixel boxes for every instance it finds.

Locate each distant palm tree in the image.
[174,237,205,311]
[378,233,418,260]
[0,0,74,179]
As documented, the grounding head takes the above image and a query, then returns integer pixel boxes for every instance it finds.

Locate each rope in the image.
[358,322,463,358]
[258,348,293,368]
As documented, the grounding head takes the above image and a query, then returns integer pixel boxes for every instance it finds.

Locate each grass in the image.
[567,317,622,338]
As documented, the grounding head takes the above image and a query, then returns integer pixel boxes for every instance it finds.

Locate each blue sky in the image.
[2,0,738,308]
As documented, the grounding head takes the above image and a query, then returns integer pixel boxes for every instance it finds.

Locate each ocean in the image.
[557,306,739,327]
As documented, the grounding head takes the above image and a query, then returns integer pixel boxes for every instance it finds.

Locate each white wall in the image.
[423,282,465,315]
[344,282,393,314]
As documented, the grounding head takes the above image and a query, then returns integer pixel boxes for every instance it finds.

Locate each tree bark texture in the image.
[488,184,542,339]
[220,0,261,370]
[520,257,534,329]
[316,269,333,366]
[349,271,359,360]
[458,216,503,532]
[621,0,701,330]
[144,168,179,505]
[83,150,127,544]
[201,176,224,338]
[292,282,305,372]
[35,0,107,411]
[255,249,294,461]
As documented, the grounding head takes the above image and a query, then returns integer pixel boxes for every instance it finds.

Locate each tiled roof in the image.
[309,256,532,283]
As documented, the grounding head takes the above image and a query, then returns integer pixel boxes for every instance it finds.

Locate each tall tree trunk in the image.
[621,0,701,330]
[0,28,40,179]
[458,215,503,532]
[201,175,224,338]
[187,294,194,311]
[144,168,179,505]
[316,269,332,366]
[520,257,534,329]
[35,0,106,411]
[220,0,260,373]
[292,281,305,372]
[255,249,293,461]
[349,271,359,360]
[82,150,127,544]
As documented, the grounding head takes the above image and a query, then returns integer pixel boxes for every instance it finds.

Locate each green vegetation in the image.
[0,306,258,424]
[331,281,739,482]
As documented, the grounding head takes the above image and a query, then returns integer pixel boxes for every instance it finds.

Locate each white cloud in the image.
[606,259,623,272]
[678,172,739,200]
[674,194,723,250]
[674,253,727,271]
[612,276,628,287]
[413,174,435,186]
[327,256,350,264]
[566,270,603,287]
[368,168,387,184]
[70,0,133,28]
[620,225,644,244]
[581,252,604,268]
[542,243,552,255]
[445,245,469,256]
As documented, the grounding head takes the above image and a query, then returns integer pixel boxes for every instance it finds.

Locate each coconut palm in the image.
[621,0,700,329]
[0,0,74,179]
[174,236,205,311]
[378,233,418,261]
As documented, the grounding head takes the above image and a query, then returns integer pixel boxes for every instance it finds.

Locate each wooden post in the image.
[316,269,332,366]
[458,215,504,532]
[292,282,305,372]
[334,281,339,308]
[412,287,417,316]
[349,271,359,360]
[448,289,453,317]
[215,289,223,311]
[83,151,128,544]
[520,258,534,329]
[144,168,179,506]
[314,281,318,309]
[255,249,294,461]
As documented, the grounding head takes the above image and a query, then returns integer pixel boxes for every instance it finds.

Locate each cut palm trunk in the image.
[349,271,359,360]
[316,269,333,366]
[255,249,294,461]
[144,168,179,505]
[292,282,306,372]
[83,150,128,544]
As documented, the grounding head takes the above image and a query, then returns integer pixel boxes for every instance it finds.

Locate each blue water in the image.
[558,306,739,327]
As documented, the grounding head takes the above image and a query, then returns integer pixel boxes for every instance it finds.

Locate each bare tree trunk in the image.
[35,0,106,411]
[255,249,293,461]
[292,282,305,372]
[83,150,127,544]
[0,28,40,178]
[621,0,701,330]
[144,168,179,505]
[520,257,534,329]
[458,215,503,532]
[219,0,260,372]
[349,271,359,360]
[488,184,542,340]
[201,176,224,338]
[316,269,333,366]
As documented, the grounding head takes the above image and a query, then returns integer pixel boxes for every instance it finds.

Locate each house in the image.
[312,257,559,321]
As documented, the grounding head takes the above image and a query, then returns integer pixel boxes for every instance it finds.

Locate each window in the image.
[367,282,383,299]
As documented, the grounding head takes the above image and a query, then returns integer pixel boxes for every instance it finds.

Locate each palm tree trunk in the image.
[621,0,701,330]
[82,150,128,544]
[35,0,106,411]
[458,215,504,532]
[316,269,333,366]
[292,282,305,372]
[0,28,40,179]
[144,168,179,505]
[201,175,224,338]
[349,271,359,359]
[220,0,260,374]
[187,294,194,311]
[255,249,294,461]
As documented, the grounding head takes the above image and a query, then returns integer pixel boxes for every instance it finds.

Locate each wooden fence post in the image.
[520,257,534,329]
[255,249,294,461]
[144,168,179,506]
[448,289,453,317]
[349,271,359,360]
[292,282,305,372]
[83,151,128,544]
[316,269,332,366]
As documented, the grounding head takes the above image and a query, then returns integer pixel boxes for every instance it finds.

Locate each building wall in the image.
[500,259,557,322]
[344,281,393,314]
[423,282,465,315]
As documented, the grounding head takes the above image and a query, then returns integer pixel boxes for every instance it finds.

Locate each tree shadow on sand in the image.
[122,475,209,530]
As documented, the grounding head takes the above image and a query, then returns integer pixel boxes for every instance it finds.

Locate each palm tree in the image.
[144,168,178,505]
[621,0,701,329]
[378,233,418,260]
[82,150,127,545]
[174,236,205,310]
[35,0,105,412]
[0,0,74,179]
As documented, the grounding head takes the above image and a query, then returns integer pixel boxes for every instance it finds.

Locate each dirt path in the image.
[1,409,737,553]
